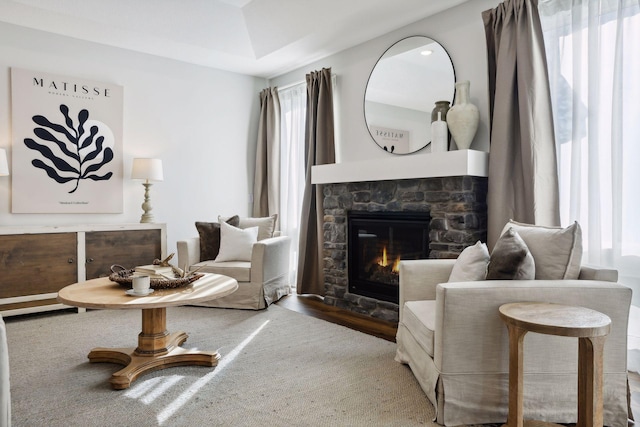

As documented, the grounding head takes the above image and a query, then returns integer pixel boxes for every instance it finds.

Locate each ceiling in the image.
[0,0,469,78]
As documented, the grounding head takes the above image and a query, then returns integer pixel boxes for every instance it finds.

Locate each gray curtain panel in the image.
[482,0,560,250]
[252,87,281,222]
[297,68,335,295]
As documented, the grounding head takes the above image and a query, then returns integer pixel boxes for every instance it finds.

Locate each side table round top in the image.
[499,302,611,338]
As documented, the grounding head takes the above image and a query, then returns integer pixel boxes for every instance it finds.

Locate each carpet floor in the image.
[5,305,435,426]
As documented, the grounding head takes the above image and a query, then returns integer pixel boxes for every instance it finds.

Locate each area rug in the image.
[5,305,435,426]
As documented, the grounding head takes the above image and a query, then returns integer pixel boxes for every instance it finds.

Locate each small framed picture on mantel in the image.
[369,125,410,154]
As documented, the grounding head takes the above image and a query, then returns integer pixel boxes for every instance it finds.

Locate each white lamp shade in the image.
[0,149,9,176]
[131,158,163,181]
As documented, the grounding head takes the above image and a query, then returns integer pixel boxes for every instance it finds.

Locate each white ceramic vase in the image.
[430,111,448,153]
[446,80,479,150]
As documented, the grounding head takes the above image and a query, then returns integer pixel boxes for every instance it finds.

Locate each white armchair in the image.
[396,220,634,426]
[395,261,632,427]
[178,228,290,310]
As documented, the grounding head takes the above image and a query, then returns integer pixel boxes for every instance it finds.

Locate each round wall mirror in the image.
[364,36,455,154]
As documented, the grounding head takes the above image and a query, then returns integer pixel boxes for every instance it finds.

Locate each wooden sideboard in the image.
[0,223,167,316]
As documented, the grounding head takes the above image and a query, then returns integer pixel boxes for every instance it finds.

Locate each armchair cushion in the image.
[195,215,239,261]
[502,220,582,280]
[215,222,258,262]
[192,260,252,282]
[486,228,535,280]
[403,300,436,358]
[448,240,489,282]
[219,214,277,241]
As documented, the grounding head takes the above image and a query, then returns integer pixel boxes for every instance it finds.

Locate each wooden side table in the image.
[499,302,611,427]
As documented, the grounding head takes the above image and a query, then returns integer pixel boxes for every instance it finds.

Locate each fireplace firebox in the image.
[347,211,431,304]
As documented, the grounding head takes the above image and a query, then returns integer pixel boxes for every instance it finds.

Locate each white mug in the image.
[132,275,151,294]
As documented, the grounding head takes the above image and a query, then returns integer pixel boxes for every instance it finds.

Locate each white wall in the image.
[0,0,496,265]
[269,0,497,162]
[0,22,267,256]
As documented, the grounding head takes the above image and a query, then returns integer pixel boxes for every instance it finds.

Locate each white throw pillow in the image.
[215,222,259,262]
[219,214,277,241]
[501,220,582,280]
[448,240,490,282]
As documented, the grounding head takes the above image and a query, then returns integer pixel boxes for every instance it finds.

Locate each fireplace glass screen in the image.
[347,211,430,303]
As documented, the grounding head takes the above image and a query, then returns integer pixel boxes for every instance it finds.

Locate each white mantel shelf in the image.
[311,149,489,184]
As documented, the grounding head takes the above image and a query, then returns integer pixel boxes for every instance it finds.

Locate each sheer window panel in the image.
[540,0,640,372]
[278,83,306,287]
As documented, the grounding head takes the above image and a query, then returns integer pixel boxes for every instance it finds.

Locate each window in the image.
[277,75,338,287]
[278,83,306,286]
[539,0,640,372]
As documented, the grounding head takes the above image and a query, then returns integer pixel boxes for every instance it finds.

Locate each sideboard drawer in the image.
[0,233,77,298]
[85,229,162,279]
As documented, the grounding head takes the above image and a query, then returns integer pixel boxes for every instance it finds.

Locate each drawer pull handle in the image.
[87,258,94,263]
[68,258,74,263]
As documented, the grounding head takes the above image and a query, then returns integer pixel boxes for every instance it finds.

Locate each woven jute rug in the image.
[5,305,435,426]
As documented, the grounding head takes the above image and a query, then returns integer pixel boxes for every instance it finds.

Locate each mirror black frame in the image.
[364,36,456,155]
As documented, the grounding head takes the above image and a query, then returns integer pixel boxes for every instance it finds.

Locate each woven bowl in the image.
[109,265,204,290]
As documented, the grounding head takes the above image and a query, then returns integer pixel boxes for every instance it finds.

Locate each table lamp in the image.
[131,158,163,223]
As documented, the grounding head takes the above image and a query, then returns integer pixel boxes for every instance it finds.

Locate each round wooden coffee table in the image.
[57,273,238,390]
[499,302,611,427]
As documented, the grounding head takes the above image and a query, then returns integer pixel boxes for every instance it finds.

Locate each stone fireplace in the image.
[313,150,489,323]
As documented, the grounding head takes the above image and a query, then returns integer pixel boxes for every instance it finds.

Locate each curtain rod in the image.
[276,80,305,92]
[274,73,337,92]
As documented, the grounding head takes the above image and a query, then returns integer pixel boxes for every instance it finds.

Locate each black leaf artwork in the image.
[24,104,114,193]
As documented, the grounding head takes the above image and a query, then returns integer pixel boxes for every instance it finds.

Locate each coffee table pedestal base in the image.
[88,307,220,390]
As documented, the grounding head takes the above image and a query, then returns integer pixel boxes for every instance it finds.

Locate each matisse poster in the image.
[10,68,123,213]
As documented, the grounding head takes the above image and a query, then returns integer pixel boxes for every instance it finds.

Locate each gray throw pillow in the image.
[195,215,240,261]
[486,228,535,280]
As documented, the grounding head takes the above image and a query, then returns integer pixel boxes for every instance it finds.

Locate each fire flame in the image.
[378,246,401,272]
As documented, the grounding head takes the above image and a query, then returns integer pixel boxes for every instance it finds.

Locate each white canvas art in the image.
[10,68,123,213]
